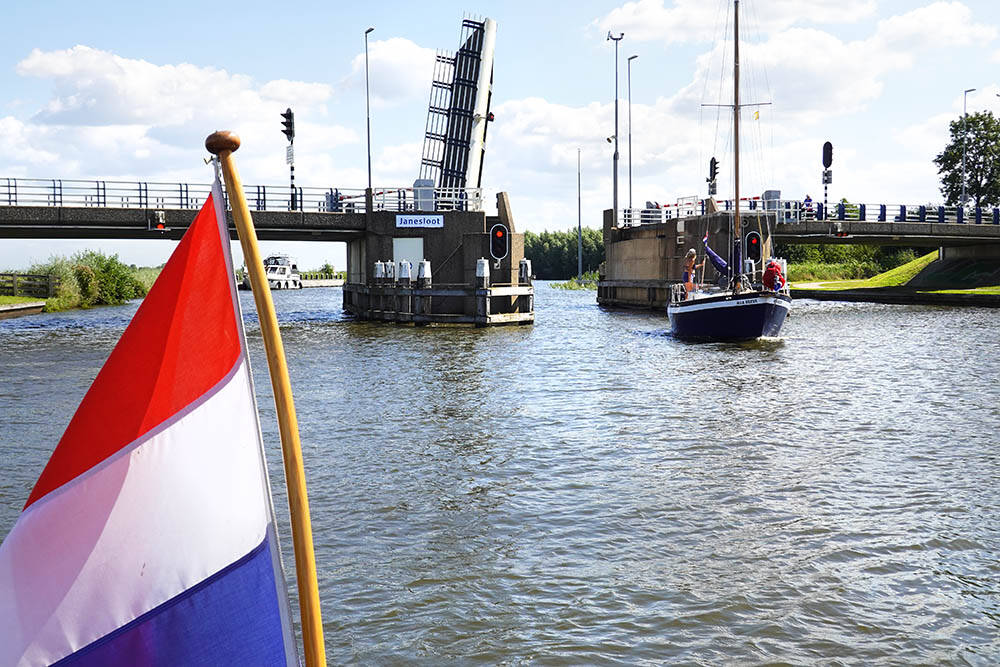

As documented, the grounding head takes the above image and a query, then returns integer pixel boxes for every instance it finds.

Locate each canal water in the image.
[1,285,998,664]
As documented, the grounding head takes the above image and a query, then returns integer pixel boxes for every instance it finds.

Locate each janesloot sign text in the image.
[396,214,444,229]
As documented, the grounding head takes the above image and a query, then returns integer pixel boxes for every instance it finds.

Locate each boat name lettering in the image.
[396,214,444,228]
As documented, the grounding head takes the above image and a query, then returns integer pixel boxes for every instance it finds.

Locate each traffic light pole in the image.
[289,147,296,212]
[281,108,296,211]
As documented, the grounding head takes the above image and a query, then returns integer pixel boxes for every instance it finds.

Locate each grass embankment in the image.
[791,251,1000,294]
[792,251,938,290]
[15,251,161,312]
[551,271,599,290]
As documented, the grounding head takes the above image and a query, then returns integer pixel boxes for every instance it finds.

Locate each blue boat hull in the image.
[667,291,791,341]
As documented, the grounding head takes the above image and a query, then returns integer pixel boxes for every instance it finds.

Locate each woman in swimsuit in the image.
[682,247,704,295]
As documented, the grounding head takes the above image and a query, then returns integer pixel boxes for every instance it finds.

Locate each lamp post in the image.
[962,87,975,206]
[365,27,375,193]
[577,148,583,280]
[607,31,623,226]
[627,54,637,211]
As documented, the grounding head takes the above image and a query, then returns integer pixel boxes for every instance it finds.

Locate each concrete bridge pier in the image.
[342,193,534,325]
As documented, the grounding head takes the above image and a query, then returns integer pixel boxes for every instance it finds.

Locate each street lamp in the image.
[577,148,583,279]
[627,54,637,211]
[607,31,623,225]
[962,87,975,206]
[365,27,375,193]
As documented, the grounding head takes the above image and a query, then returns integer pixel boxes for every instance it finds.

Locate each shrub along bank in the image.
[550,270,599,290]
[23,251,157,312]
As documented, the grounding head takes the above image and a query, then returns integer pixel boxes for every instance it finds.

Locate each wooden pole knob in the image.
[205,131,240,155]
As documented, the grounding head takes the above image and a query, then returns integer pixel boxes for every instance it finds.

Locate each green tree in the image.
[933,110,1000,207]
[524,228,604,279]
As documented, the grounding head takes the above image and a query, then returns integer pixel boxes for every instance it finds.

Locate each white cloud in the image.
[875,2,995,46]
[0,117,60,174]
[6,46,354,183]
[346,38,436,106]
[596,0,878,44]
[669,1,998,128]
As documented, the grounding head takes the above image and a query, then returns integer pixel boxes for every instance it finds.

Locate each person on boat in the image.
[682,248,705,295]
[702,233,743,291]
[702,234,728,274]
[803,194,813,219]
[763,259,785,291]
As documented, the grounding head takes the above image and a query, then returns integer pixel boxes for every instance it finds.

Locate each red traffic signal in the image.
[490,223,509,261]
[745,231,762,262]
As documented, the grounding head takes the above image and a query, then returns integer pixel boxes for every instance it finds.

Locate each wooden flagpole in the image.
[205,131,326,667]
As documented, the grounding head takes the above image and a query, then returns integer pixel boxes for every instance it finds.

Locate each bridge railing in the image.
[620,197,811,226]
[1,178,483,213]
[619,198,1000,227]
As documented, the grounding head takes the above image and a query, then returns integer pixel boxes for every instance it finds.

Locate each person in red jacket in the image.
[763,259,785,291]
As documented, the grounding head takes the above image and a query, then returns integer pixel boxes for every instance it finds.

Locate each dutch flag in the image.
[0,180,296,665]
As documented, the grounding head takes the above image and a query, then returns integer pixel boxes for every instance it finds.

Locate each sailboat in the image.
[667,0,791,341]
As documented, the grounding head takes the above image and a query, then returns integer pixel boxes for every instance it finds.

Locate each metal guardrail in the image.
[1,178,482,213]
[619,198,1000,227]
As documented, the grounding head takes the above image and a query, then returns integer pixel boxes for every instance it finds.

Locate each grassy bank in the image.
[780,244,919,283]
[790,251,1000,295]
[792,251,938,290]
[15,251,161,312]
[551,271,599,290]
[0,295,45,306]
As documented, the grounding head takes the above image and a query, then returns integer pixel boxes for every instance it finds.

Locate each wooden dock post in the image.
[397,260,411,322]
[475,257,490,327]
[519,258,533,315]
[416,260,432,325]
[372,261,381,316]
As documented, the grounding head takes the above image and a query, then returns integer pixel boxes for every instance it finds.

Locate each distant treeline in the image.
[524,229,604,280]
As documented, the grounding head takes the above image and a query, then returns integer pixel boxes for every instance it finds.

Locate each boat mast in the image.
[733,0,741,289]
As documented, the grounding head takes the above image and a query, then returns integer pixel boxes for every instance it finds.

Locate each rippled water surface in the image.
[2,285,999,664]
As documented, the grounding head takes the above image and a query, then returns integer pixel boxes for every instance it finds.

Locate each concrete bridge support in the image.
[342,192,533,325]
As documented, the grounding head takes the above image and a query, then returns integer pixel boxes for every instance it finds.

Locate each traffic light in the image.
[490,223,509,261]
[708,157,718,183]
[281,108,295,143]
[148,211,167,232]
[745,231,762,262]
[822,141,833,169]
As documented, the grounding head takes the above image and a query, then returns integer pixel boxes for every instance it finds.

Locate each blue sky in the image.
[3,0,1000,270]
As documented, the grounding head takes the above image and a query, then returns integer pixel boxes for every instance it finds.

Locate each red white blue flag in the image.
[0,179,296,665]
